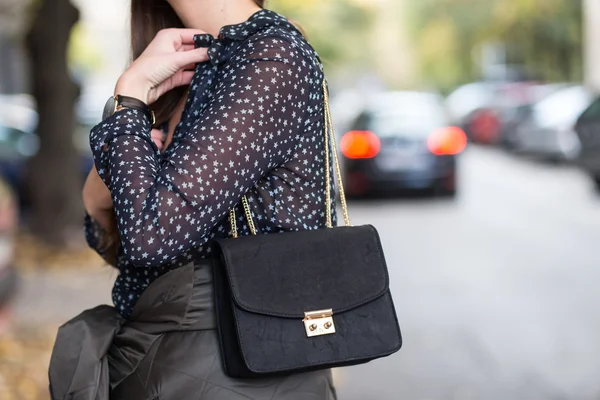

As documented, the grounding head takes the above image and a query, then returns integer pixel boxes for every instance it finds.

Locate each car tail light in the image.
[469,109,500,144]
[427,126,467,155]
[340,130,381,159]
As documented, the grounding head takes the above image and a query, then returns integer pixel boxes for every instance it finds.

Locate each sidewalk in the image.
[0,241,114,400]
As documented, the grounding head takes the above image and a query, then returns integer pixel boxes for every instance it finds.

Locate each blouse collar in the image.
[193,9,302,66]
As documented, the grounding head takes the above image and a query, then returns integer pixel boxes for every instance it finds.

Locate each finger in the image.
[152,137,163,151]
[178,29,207,44]
[150,128,165,141]
[172,48,209,69]
[177,44,195,52]
[151,137,164,151]
[168,29,207,45]
[156,70,195,95]
[150,128,165,150]
[170,70,195,88]
[181,62,196,71]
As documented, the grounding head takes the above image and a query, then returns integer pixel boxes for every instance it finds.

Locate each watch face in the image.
[102,96,116,121]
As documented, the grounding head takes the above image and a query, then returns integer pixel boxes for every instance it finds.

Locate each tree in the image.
[408,0,583,92]
[270,0,379,81]
[25,0,82,247]
[269,0,419,89]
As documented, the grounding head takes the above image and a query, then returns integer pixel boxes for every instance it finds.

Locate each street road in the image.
[334,146,600,399]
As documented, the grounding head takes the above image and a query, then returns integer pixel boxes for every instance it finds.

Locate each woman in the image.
[49,0,337,399]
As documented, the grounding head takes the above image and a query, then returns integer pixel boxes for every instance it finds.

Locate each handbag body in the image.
[211,80,402,378]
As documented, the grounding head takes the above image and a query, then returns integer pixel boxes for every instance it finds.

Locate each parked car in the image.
[574,96,600,190]
[0,120,40,202]
[494,83,567,149]
[340,91,467,197]
[0,94,38,134]
[446,81,503,144]
[513,85,593,162]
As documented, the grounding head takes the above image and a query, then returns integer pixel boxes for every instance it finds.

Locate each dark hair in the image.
[130,0,266,125]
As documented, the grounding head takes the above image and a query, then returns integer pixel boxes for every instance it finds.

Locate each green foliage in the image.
[268,0,378,69]
[408,0,583,92]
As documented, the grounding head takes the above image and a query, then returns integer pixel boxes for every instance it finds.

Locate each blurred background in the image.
[1,0,600,398]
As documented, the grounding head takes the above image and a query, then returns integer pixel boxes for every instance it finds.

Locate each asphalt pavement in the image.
[4,146,600,399]
[334,147,600,400]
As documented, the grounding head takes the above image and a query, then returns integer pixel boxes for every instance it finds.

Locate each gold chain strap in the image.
[324,82,333,228]
[229,79,351,238]
[229,206,238,238]
[241,195,257,235]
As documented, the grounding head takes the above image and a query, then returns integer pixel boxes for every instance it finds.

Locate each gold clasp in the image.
[303,309,335,337]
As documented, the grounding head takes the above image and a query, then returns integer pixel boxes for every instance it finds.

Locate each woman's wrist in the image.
[114,70,148,105]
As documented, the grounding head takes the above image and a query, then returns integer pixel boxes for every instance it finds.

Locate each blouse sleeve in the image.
[90,37,312,267]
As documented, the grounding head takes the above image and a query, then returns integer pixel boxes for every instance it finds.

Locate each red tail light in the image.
[340,130,381,159]
[427,126,467,155]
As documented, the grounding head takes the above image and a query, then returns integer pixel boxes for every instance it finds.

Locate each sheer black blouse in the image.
[84,10,335,317]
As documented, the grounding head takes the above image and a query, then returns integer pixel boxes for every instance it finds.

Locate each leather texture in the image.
[212,224,402,378]
[116,95,153,122]
[49,262,336,400]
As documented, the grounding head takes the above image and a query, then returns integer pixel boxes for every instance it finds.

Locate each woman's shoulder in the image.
[232,20,322,71]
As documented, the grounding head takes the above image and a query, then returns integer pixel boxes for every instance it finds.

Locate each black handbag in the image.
[211,80,402,379]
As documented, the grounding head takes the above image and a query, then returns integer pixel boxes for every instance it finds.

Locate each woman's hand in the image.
[114,29,209,105]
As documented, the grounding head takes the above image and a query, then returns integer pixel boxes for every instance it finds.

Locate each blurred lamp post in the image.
[480,42,507,81]
[584,0,600,93]
[358,0,416,89]
[0,0,29,93]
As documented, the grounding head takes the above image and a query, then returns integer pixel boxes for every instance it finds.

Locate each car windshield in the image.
[366,93,447,137]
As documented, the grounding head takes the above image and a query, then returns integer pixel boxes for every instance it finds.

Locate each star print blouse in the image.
[84,10,336,318]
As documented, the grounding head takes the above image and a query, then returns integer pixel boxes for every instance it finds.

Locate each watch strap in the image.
[116,95,156,125]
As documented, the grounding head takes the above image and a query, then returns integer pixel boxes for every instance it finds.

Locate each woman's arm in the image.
[82,166,119,265]
[83,128,169,223]
[83,129,170,265]
[92,36,312,267]
[83,166,114,229]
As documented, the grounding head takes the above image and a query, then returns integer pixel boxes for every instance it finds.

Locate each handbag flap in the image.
[213,224,389,319]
